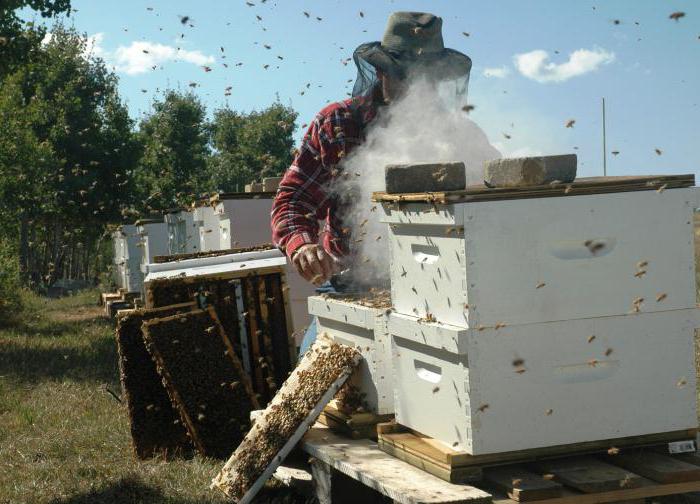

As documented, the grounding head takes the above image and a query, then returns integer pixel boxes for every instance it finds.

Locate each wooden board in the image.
[317,401,394,440]
[303,426,491,504]
[531,457,643,492]
[483,466,562,502]
[492,479,700,504]
[372,174,694,204]
[606,451,700,483]
[378,423,697,470]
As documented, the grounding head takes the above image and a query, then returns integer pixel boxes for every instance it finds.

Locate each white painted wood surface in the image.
[165,209,198,254]
[309,295,394,415]
[112,224,143,293]
[193,204,219,252]
[383,187,697,328]
[302,425,492,504]
[391,308,699,454]
[136,221,169,277]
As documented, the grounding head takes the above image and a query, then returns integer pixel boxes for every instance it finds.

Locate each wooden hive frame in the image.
[115,302,197,459]
[144,266,296,405]
[142,306,261,459]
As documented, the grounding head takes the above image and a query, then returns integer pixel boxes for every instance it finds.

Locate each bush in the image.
[0,238,22,326]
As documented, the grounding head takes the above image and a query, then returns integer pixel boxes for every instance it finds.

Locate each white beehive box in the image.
[113,224,143,294]
[164,208,197,254]
[193,203,220,252]
[389,308,699,454]
[381,185,698,328]
[214,193,275,249]
[136,219,170,276]
[308,295,394,415]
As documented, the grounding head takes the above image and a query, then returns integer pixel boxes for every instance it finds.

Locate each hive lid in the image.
[372,174,694,204]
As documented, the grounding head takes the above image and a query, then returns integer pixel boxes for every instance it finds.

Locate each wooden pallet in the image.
[301,424,700,504]
[376,423,700,503]
[316,400,393,440]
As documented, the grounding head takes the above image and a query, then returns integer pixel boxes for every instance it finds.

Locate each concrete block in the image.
[262,177,282,192]
[244,182,264,193]
[385,162,466,194]
[484,154,577,188]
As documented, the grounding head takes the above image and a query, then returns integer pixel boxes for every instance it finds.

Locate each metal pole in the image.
[602,97,607,177]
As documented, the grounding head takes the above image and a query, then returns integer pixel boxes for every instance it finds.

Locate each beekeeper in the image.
[270,11,473,352]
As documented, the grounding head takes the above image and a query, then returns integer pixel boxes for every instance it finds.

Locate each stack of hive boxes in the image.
[379,181,699,454]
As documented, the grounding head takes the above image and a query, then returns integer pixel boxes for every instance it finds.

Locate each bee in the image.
[542,473,555,480]
[588,359,599,367]
[657,183,668,193]
[677,377,688,388]
[608,447,620,455]
[536,282,546,289]
[512,479,523,488]
[512,357,525,367]
[432,386,440,394]
[656,293,668,302]
[634,270,646,278]
[545,408,553,416]
[478,403,490,412]
[587,335,596,343]
[605,348,613,356]
[669,11,685,21]
[637,260,649,268]
[565,119,576,128]
[494,322,507,330]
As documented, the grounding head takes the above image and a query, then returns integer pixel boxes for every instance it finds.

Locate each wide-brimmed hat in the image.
[353,12,472,82]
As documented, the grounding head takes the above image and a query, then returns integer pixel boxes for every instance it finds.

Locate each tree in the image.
[208,102,297,192]
[0,0,72,79]
[135,90,210,212]
[0,26,139,287]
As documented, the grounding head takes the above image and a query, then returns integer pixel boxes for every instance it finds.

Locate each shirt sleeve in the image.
[271,108,350,259]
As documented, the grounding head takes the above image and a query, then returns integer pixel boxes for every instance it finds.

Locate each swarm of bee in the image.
[212,340,361,500]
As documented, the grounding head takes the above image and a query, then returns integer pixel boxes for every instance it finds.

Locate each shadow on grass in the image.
[45,475,318,504]
[11,314,112,339]
[45,476,207,504]
[0,333,119,385]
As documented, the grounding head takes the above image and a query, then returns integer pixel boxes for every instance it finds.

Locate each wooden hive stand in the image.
[299,424,700,504]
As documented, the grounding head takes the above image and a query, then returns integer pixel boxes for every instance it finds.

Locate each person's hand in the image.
[292,244,337,286]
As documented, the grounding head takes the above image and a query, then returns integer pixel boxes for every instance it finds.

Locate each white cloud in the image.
[513,47,615,83]
[112,41,215,75]
[482,66,510,79]
[41,32,215,75]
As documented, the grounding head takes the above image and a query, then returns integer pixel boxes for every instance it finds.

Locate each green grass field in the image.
[0,290,310,504]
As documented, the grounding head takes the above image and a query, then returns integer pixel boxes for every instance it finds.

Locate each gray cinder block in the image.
[262,177,282,192]
[484,154,577,188]
[385,162,466,194]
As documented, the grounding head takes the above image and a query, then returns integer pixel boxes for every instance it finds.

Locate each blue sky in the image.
[28,0,700,180]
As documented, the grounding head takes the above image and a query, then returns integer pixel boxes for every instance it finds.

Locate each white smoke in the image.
[332,77,501,287]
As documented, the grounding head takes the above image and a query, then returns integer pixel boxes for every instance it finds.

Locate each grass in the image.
[0,289,306,504]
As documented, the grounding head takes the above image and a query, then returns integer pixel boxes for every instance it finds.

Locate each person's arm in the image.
[271,108,349,283]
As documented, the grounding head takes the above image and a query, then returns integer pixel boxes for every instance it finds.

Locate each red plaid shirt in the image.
[271,95,378,260]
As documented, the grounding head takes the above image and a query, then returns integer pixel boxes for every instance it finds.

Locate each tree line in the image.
[0,2,298,319]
